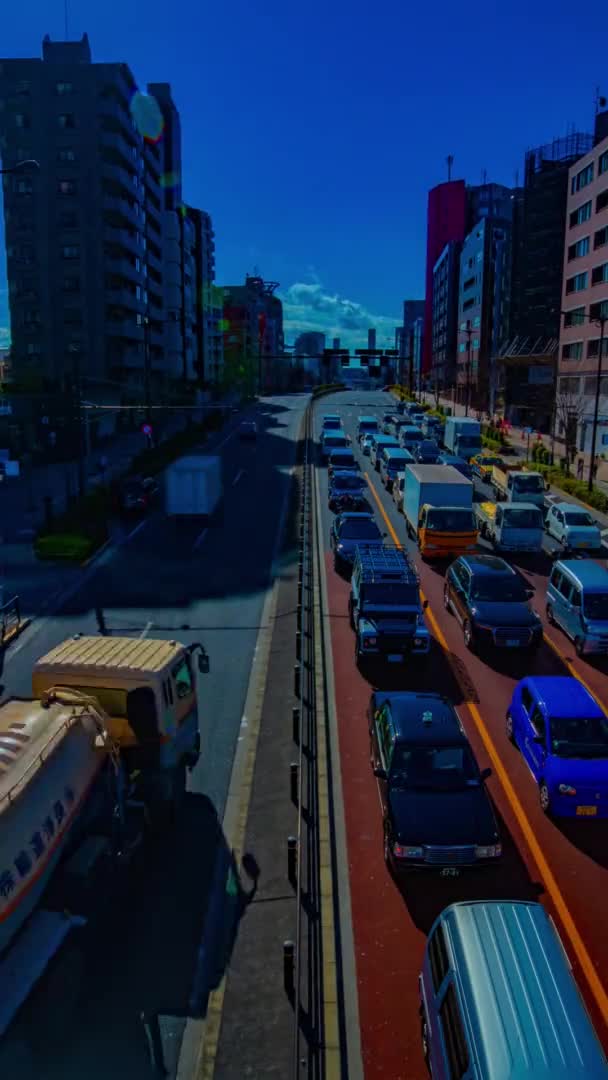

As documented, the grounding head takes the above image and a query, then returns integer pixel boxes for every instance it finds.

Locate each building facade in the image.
[422,180,467,375]
[398,299,425,385]
[558,115,608,453]
[222,275,284,394]
[187,207,223,388]
[431,240,461,392]
[294,331,325,357]
[456,216,512,412]
[500,132,594,430]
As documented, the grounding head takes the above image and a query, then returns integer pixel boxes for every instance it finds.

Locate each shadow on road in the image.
[2,794,259,1080]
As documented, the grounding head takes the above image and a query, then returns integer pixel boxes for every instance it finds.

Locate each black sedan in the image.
[443,554,542,653]
[369,691,501,874]
[328,470,367,512]
[330,512,385,570]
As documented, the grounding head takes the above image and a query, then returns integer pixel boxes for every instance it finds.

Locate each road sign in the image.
[141,423,153,436]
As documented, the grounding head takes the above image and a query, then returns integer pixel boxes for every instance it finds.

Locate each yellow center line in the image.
[364,470,608,1025]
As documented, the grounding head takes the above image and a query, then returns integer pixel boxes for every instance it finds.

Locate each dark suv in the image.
[369,691,501,874]
[444,553,542,653]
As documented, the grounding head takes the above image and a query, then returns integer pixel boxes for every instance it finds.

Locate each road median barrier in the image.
[0,595,30,646]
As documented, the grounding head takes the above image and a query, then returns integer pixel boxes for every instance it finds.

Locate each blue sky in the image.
[1,0,607,350]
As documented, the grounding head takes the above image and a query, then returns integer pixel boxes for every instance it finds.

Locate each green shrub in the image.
[34,532,96,562]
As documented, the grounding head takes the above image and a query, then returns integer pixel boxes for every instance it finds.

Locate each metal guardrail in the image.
[0,595,21,646]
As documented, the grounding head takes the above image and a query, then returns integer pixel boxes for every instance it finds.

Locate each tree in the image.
[555,382,587,466]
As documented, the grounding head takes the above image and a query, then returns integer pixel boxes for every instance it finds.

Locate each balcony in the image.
[146,245,162,273]
[99,99,138,144]
[105,316,144,342]
[104,254,145,284]
[103,193,139,228]
[100,130,142,173]
[103,160,141,200]
[103,225,145,258]
[105,286,145,312]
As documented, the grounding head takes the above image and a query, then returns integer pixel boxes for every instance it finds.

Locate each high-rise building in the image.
[558,113,608,453]
[0,34,203,447]
[431,241,461,392]
[398,299,425,385]
[368,328,376,350]
[187,207,223,387]
[422,180,467,375]
[456,215,512,413]
[294,331,325,356]
[500,131,594,428]
[222,275,284,393]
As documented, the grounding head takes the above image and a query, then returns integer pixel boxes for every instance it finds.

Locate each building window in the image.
[590,299,608,321]
[63,276,80,293]
[564,306,585,327]
[58,113,76,129]
[591,262,608,285]
[587,339,608,359]
[565,271,588,294]
[567,236,590,260]
[571,162,594,194]
[594,226,608,250]
[473,316,480,328]
[56,82,74,95]
[58,210,78,228]
[15,177,33,195]
[14,113,30,129]
[61,245,79,259]
[600,151,608,177]
[64,307,83,325]
[569,200,592,228]
[23,308,41,325]
[458,343,466,353]
[57,179,77,196]
[14,80,31,97]
[559,376,581,394]
[57,148,77,162]
[562,341,583,360]
[473,338,480,349]
[597,188,608,214]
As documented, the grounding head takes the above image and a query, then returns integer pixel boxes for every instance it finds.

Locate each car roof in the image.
[554,560,608,590]
[524,676,605,718]
[322,413,340,419]
[552,501,592,514]
[459,554,514,576]
[337,512,375,520]
[328,447,354,455]
[372,691,466,745]
[434,901,608,1079]
[331,469,362,479]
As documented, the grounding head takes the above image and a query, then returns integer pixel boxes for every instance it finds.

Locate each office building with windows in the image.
[431,240,461,392]
[558,114,608,452]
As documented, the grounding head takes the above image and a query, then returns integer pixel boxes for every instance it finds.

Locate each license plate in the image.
[440,867,460,877]
[576,805,598,816]
[388,654,403,663]
[505,639,520,647]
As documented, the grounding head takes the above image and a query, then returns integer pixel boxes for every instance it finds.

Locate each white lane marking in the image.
[192,528,208,552]
[232,468,245,487]
[138,620,153,639]
[127,518,148,541]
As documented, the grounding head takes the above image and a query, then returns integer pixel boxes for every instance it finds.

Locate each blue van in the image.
[419,900,608,1079]
[546,559,608,656]
[357,415,380,442]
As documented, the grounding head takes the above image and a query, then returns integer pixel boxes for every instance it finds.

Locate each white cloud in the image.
[279,280,399,350]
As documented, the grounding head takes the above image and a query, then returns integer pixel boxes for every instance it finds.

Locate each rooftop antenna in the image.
[446,154,454,181]
[64,0,69,39]
[481,168,487,185]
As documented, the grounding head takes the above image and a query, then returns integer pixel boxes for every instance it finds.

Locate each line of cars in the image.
[319,402,608,1075]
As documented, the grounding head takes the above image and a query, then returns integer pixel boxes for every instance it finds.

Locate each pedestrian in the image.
[576,457,584,481]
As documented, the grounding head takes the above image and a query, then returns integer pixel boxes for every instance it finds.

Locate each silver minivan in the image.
[546,559,608,656]
[379,447,414,491]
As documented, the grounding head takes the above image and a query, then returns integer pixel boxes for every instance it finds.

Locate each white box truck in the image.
[165,455,222,518]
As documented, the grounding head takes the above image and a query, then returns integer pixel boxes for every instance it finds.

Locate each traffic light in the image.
[340,356,350,367]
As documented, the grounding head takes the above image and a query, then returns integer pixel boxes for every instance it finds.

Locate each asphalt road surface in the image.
[0,394,307,1079]
[314,390,608,1080]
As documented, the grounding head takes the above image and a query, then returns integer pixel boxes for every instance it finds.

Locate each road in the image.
[314,390,608,1080]
[0,393,307,1078]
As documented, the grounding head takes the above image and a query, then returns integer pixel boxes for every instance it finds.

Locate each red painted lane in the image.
[326,520,608,1076]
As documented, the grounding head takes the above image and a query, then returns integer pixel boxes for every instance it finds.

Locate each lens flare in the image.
[130,92,164,143]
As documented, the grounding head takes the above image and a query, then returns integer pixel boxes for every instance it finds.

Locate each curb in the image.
[80,536,112,568]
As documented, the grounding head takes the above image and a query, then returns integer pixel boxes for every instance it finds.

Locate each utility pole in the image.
[588,314,606,493]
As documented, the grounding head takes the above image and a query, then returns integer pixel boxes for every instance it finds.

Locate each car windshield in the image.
[503,507,542,528]
[480,457,502,467]
[388,459,408,471]
[330,454,354,466]
[390,744,480,790]
[563,511,596,527]
[419,442,438,454]
[340,519,380,539]
[471,576,528,602]
[363,583,417,605]
[584,593,608,620]
[513,475,544,493]
[550,715,608,758]
[426,509,475,531]
[324,436,347,447]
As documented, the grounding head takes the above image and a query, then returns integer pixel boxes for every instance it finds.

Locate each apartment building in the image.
[559,112,608,452]
[187,208,223,387]
[431,241,461,392]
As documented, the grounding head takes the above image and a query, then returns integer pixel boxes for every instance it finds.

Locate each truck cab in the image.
[349,546,430,667]
[477,501,544,553]
[494,468,547,507]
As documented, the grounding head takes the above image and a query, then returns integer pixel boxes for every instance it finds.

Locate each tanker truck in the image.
[0,633,209,1037]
